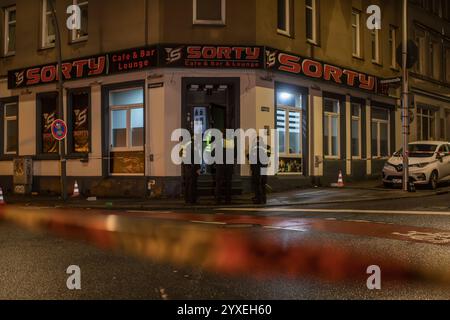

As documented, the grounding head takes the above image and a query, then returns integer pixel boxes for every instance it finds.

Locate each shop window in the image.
[109,87,144,175]
[71,0,88,42]
[193,0,225,25]
[277,0,292,37]
[37,92,58,154]
[371,108,390,158]
[68,89,90,154]
[41,0,55,48]
[276,90,303,174]
[417,107,436,141]
[3,6,16,56]
[306,0,318,44]
[351,103,361,159]
[324,98,340,159]
[351,9,361,58]
[1,99,18,155]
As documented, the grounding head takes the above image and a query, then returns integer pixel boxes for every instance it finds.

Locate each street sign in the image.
[379,77,402,85]
[51,119,68,141]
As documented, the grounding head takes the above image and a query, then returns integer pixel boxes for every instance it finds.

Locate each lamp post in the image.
[49,0,68,201]
[401,0,410,192]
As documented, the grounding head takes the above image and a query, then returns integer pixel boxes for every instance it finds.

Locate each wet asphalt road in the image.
[0,193,450,300]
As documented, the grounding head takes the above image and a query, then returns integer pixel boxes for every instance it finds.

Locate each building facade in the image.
[408,0,450,144]
[0,0,444,198]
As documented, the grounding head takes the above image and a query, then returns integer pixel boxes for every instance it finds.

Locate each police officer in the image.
[181,138,201,204]
[249,137,271,204]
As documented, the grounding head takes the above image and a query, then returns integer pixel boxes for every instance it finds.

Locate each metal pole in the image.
[402,0,409,192]
[50,1,67,201]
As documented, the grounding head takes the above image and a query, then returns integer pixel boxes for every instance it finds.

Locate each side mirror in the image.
[436,152,444,161]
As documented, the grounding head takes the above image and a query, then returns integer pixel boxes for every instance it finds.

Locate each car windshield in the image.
[396,144,437,158]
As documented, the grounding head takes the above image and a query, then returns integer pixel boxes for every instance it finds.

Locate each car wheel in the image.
[383,182,392,188]
[429,171,438,190]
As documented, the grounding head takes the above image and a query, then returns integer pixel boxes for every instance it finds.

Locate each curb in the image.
[5,188,448,212]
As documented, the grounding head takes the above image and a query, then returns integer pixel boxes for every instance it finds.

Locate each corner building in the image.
[1,0,444,198]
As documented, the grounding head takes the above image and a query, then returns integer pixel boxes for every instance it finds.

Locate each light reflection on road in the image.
[0,205,449,285]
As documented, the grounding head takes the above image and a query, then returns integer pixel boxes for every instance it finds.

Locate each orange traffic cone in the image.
[337,170,345,188]
[72,180,80,198]
[0,187,5,205]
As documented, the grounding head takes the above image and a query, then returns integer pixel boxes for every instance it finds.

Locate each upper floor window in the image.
[41,0,55,48]
[389,26,398,68]
[193,0,226,25]
[414,29,426,75]
[351,9,361,57]
[71,0,88,42]
[371,29,380,64]
[429,39,441,79]
[277,0,292,37]
[306,0,318,44]
[3,6,16,56]
[445,46,450,83]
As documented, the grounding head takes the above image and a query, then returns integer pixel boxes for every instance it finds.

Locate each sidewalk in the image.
[3,180,449,211]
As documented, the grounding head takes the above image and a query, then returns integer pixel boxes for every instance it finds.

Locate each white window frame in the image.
[351,10,361,58]
[351,103,362,159]
[277,106,302,158]
[371,109,390,159]
[371,29,380,64]
[417,107,436,141]
[277,0,291,37]
[389,26,397,68]
[41,0,55,48]
[4,102,18,155]
[193,0,226,25]
[109,88,144,154]
[71,0,88,43]
[306,0,317,44]
[324,98,340,159]
[3,6,16,56]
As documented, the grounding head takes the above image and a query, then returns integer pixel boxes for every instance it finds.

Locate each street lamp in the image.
[49,0,68,201]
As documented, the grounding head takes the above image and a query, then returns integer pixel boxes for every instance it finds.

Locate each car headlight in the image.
[410,162,430,168]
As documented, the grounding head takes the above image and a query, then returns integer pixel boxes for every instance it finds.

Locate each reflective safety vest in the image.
[204,133,213,154]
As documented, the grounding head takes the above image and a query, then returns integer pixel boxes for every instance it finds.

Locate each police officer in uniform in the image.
[249,137,271,204]
[181,138,201,204]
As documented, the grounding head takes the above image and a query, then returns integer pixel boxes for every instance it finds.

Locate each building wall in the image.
[1,0,449,197]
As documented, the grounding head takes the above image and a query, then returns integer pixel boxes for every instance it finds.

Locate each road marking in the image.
[392,231,450,244]
[217,207,450,216]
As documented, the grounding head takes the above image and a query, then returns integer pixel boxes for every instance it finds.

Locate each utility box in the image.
[13,158,33,194]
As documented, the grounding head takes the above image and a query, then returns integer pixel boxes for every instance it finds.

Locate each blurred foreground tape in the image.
[0,205,449,285]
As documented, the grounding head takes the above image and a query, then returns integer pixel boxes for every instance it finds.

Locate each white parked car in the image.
[382,141,450,190]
